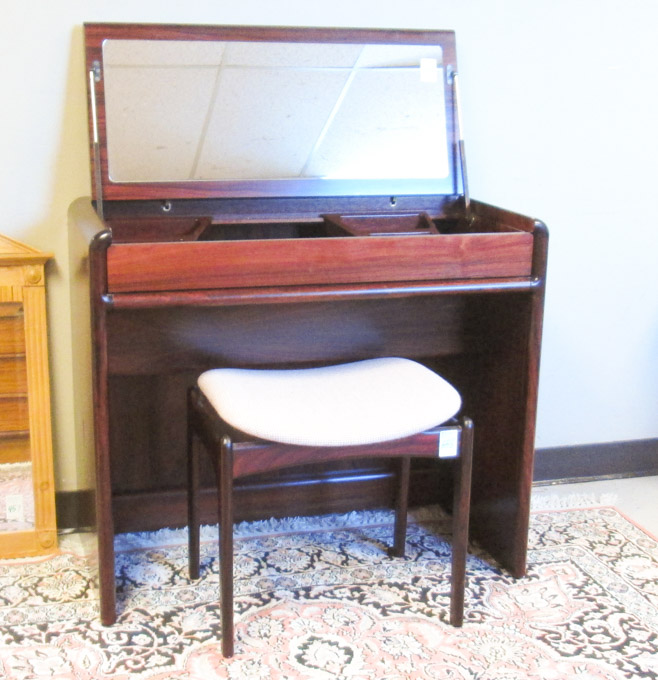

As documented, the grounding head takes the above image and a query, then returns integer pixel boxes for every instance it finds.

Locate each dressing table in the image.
[74,23,547,623]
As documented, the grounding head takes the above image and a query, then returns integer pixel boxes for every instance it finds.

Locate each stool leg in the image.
[450,416,474,626]
[390,456,411,557]
[219,435,235,658]
[187,394,201,581]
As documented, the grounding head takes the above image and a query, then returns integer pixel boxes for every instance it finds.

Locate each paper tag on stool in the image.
[438,429,459,459]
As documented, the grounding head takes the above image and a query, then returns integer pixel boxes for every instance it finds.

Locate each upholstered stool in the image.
[187,357,473,657]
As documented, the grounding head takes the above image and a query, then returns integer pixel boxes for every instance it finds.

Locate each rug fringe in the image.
[113,506,444,551]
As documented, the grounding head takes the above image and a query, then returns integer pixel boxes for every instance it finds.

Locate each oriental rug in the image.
[0,505,657,679]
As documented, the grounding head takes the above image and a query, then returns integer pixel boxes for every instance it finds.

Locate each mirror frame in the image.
[0,235,56,558]
[84,23,460,203]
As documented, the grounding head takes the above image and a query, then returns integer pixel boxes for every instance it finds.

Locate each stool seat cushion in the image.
[197,357,461,447]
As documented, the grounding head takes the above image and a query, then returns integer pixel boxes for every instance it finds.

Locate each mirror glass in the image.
[102,39,449,195]
[0,302,35,532]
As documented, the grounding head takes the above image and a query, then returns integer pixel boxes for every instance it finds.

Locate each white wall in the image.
[1,0,656,491]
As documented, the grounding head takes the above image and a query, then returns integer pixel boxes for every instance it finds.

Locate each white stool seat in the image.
[197,357,461,447]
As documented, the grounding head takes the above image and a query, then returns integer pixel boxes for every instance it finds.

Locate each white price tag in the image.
[6,495,24,522]
[438,429,459,459]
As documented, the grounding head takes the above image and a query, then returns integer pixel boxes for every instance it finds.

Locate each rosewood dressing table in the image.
[74,23,547,624]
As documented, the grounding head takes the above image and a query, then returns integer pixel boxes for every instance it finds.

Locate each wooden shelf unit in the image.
[0,234,56,557]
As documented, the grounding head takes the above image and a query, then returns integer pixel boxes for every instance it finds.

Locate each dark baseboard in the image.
[55,438,658,530]
[55,489,96,530]
[533,438,658,485]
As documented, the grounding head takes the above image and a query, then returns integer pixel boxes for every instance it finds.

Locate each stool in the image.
[187,357,473,657]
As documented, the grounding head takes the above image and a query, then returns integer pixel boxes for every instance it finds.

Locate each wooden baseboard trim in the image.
[55,439,658,530]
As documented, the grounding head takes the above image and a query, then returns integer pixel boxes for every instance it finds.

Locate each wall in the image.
[1,0,656,492]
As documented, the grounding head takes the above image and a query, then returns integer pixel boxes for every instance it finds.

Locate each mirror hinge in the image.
[88,65,104,219]
[91,60,102,82]
[450,70,471,216]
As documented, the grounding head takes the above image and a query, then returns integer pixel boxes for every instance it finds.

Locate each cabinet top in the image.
[84,23,462,206]
[0,234,52,267]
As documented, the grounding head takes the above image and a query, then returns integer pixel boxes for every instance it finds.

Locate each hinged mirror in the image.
[84,24,460,203]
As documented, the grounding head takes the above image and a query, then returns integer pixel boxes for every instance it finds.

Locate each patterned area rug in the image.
[0,506,657,679]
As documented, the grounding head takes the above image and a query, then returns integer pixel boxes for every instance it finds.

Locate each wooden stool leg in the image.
[390,456,411,557]
[219,435,235,658]
[450,416,474,626]
[187,393,201,581]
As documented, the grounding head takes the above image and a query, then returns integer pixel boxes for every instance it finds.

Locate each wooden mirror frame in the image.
[84,23,460,203]
[0,235,57,557]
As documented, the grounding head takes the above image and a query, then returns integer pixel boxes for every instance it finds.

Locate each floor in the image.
[532,474,658,537]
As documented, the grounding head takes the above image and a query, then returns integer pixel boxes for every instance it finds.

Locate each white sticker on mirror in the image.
[420,58,439,83]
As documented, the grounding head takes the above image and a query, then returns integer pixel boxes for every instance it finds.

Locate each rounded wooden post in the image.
[450,416,473,626]
[219,435,235,657]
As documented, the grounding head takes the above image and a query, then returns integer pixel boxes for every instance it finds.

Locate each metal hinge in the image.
[91,60,102,83]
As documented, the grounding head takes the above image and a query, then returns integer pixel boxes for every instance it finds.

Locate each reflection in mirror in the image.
[0,303,35,532]
[102,39,449,193]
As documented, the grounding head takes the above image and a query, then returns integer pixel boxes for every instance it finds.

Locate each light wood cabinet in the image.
[0,234,56,557]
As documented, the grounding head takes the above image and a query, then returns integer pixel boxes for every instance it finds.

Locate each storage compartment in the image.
[106,211,534,294]
[323,212,439,236]
[200,220,348,241]
[106,217,212,243]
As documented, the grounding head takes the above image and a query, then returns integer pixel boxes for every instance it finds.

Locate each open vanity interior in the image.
[74,23,547,624]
